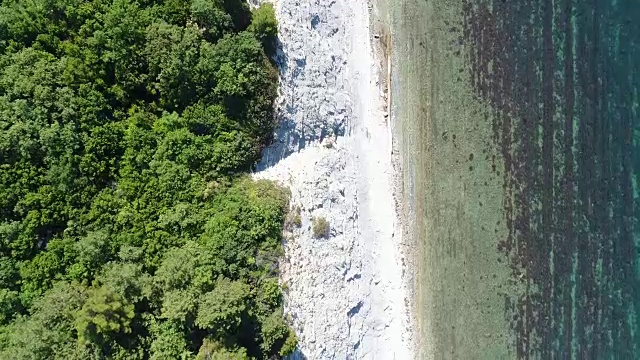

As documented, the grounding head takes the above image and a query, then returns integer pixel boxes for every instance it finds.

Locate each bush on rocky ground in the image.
[312,216,330,238]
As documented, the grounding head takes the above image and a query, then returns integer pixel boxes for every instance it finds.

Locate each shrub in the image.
[292,214,302,227]
[284,206,302,230]
[312,217,329,238]
[248,3,278,40]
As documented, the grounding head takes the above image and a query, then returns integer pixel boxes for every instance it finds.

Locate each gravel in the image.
[253,0,415,358]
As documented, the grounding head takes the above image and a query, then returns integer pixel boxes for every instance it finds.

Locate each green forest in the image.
[0,0,295,358]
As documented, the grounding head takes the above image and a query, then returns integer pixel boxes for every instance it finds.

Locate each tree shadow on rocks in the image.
[255,35,346,171]
[254,35,299,171]
[284,348,308,360]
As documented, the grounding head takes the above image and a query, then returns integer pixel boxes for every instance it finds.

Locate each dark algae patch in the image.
[390,0,518,357]
[463,0,639,358]
[389,0,639,358]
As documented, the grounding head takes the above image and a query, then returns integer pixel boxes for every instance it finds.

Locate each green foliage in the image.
[75,286,135,346]
[260,310,297,357]
[148,321,191,360]
[202,178,289,276]
[279,328,298,357]
[312,216,330,238]
[196,277,250,333]
[0,288,20,324]
[196,338,249,360]
[0,0,294,358]
[190,0,233,41]
[67,231,112,283]
[0,283,87,360]
[161,288,198,324]
[154,241,224,292]
[248,3,278,40]
[95,262,150,304]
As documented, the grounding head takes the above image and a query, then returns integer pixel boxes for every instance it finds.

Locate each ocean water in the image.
[386,0,640,358]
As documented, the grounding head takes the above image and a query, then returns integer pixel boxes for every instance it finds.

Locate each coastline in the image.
[386,0,521,357]
[368,1,419,357]
[253,0,416,358]
[383,0,640,357]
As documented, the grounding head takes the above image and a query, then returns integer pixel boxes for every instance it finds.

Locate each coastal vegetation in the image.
[283,206,301,231]
[311,217,329,238]
[0,0,296,358]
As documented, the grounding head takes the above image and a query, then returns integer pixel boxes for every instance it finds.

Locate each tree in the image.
[0,0,292,357]
[209,32,268,100]
[154,241,224,292]
[248,4,278,41]
[79,122,125,187]
[95,262,150,304]
[196,338,249,360]
[92,0,152,101]
[0,283,87,359]
[259,310,297,357]
[0,288,20,324]
[195,277,250,336]
[256,277,282,316]
[145,23,202,111]
[157,0,191,26]
[75,286,135,347]
[148,321,191,360]
[160,289,198,325]
[67,231,112,284]
[19,238,77,305]
[202,179,288,275]
[190,0,233,42]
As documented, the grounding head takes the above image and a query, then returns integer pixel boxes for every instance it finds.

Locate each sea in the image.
[384,0,640,358]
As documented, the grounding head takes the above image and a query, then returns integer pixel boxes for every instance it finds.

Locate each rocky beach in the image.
[253,0,415,358]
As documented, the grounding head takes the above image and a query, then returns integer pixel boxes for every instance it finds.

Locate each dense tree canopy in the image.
[0,0,293,358]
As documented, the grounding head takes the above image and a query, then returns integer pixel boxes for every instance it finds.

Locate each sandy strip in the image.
[253,0,415,358]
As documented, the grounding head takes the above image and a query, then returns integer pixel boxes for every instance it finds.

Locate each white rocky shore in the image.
[252,0,414,358]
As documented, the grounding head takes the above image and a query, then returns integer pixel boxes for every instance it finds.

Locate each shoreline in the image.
[367,1,419,357]
[369,2,425,356]
[385,0,522,357]
[253,0,416,358]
